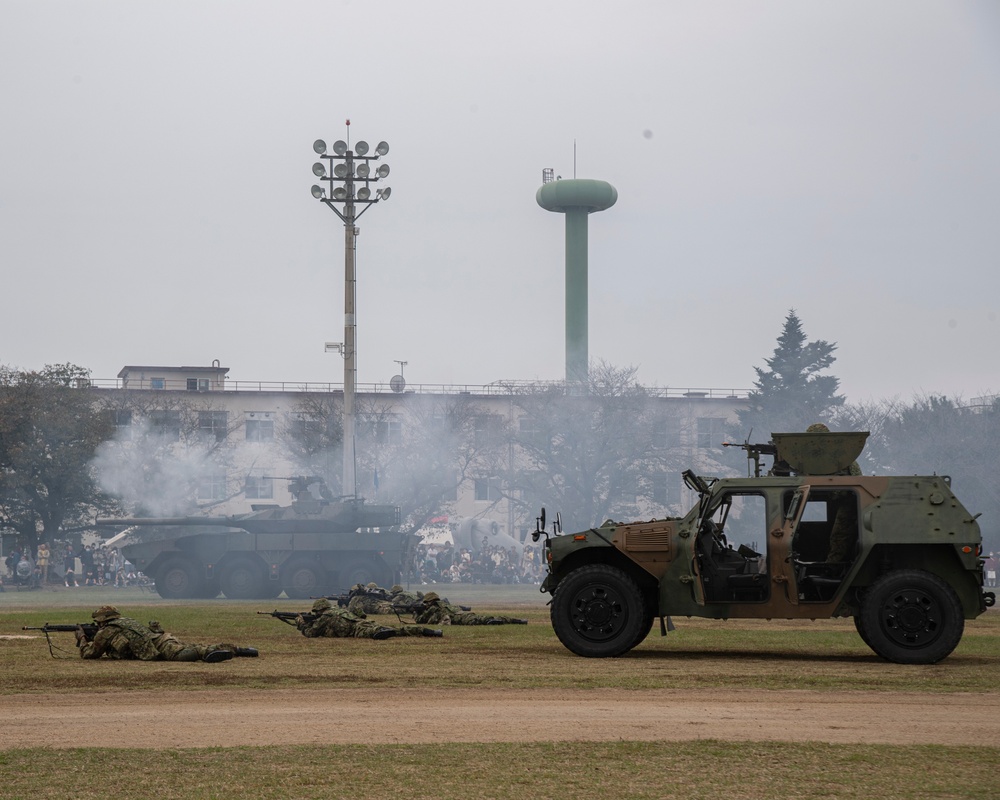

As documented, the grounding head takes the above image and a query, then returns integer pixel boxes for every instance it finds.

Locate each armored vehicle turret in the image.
[535,431,994,665]
[99,477,411,600]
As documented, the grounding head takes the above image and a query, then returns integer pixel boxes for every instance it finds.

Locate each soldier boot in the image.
[422,628,444,637]
[372,627,397,641]
[203,649,235,663]
[235,647,259,657]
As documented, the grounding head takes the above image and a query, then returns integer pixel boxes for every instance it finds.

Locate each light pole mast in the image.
[311,126,391,497]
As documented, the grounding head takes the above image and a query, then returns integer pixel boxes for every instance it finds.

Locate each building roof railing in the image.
[81,376,749,399]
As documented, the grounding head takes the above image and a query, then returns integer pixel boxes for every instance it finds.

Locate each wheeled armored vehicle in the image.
[536,431,994,664]
[99,476,411,600]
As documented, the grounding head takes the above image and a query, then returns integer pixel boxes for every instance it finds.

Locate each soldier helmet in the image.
[311,597,332,614]
[806,423,830,433]
[366,582,379,590]
[92,605,121,623]
[422,591,440,603]
[390,584,403,594]
[351,583,364,593]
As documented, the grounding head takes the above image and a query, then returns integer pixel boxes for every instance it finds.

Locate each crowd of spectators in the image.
[406,540,543,585]
[1,540,148,590]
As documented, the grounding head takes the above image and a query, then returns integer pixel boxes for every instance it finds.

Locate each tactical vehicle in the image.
[99,477,410,600]
[535,431,994,664]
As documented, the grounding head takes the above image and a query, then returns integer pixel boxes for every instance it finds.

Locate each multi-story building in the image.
[92,363,748,544]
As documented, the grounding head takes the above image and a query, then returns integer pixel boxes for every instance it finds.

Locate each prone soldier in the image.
[414,592,527,626]
[78,606,258,662]
[280,598,443,639]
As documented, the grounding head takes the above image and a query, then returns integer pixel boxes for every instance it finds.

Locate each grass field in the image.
[2,584,998,799]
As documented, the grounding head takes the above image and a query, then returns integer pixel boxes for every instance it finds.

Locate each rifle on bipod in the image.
[257,610,315,627]
[22,623,98,658]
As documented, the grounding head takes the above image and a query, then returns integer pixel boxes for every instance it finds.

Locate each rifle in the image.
[22,623,98,658]
[309,594,353,607]
[257,610,316,626]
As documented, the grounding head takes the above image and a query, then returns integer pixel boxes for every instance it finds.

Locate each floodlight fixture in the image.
[375,141,389,156]
[334,163,349,178]
[355,140,369,156]
[376,164,390,178]
[333,140,348,155]
[311,184,326,199]
[312,162,327,177]
[332,187,347,200]
[376,187,391,201]
[356,163,371,178]
[313,139,327,155]
[357,187,371,201]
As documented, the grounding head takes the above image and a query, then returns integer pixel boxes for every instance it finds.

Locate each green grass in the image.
[3,588,999,799]
[0,741,994,800]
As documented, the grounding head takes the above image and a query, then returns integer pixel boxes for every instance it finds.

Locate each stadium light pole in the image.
[311,124,391,498]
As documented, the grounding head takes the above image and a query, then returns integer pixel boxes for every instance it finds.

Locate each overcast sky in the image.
[2,1,998,403]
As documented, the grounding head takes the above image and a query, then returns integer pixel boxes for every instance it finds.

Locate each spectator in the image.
[36,542,51,584]
[64,544,79,587]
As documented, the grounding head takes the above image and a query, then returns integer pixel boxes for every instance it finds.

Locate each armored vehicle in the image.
[99,477,410,600]
[535,431,994,664]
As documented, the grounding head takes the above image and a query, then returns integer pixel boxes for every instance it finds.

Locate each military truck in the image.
[99,477,411,600]
[535,431,995,664]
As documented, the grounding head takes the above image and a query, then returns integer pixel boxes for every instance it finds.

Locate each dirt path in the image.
[2,688,997,749]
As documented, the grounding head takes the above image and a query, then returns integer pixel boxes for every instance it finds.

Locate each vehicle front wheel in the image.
[282,560,329,600]
[859,569,964,664]
[551,563,647,658]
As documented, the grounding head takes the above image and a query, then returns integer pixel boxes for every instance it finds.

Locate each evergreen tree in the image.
[736,310,845,439]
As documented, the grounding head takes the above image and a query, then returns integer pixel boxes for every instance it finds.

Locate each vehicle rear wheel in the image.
[859,569,964,664]
[154,556,205,599]
[551,563,646,657]
[220,557,267,600]
[282,560,329,600]
[337,558,382,592]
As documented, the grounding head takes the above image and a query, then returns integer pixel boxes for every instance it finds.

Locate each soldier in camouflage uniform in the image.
[388,584,424,609]
[296,598,443,639]
[347,582,396,616]
[78,606,258,662]
[414,592,527,626]
[805,424,862,562]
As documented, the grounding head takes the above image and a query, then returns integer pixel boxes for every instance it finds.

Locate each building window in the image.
[697,417,726,450]
[187,378,209,392]
[111,410,132,440]
[245,472,274,500]
[246,415,274,442]
[150,378,165,390]
[197,471,228,501]
[148,410,181,441]
[375,417,403,445]
[474,414,502,447]
[518,417,546,448]
[474,477,502,501]
[198,411,228,442]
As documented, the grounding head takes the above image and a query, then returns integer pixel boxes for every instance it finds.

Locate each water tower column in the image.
[536,177,618,385]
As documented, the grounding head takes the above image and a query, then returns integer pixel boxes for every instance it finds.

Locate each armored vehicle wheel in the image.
[860,569,964,664]
[282,560,328,600]
[220,557,267,600]
[338,558,382,591]
[551,564,647,658]
[154,556,205,599]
